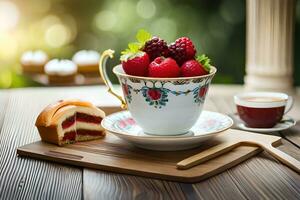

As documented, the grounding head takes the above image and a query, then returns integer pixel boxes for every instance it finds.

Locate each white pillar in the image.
[245,0,295,93]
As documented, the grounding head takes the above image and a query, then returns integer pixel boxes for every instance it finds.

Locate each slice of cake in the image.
[35,100,106,146]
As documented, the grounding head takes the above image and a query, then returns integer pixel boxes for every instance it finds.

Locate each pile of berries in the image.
[120,29,212,78]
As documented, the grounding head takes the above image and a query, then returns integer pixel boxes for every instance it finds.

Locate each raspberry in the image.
[168,37,196,65]
[142,37,169,61]
[148,57,180,78]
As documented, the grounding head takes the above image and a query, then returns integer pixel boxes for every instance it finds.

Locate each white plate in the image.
[232,114,296,133]
[101,111,233,151]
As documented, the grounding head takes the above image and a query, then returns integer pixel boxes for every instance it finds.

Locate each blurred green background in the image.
[0,0,299,88]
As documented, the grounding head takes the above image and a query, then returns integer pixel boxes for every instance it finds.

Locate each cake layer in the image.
[61,112,102,130]
[62,115,76,129]
[77,129,104,136]
[77,112,102,124]
[62,131,76,141]
[62,129,104,142]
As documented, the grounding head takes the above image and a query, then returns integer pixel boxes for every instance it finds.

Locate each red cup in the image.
[234,92,293,128]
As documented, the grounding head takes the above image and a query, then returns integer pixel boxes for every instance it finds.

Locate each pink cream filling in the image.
[61,112,102,129]
[61,112,103,142]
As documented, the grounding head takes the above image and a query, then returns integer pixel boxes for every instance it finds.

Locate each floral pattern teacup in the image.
[99,49,217,136]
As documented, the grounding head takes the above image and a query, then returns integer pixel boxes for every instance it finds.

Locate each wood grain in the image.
[0,89,82,200]
[1,85,300,199]
[281,95,300,148]
[226,153,300,200]
[84,170,187,200]
[189,153,300,200]
[82,88,300,199]
[281,122,300,147]
[19,129,275,183]
[0,91,8,132]
[82,153,300,200]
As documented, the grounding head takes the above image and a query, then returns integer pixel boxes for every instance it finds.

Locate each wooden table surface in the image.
[0,85,299,200]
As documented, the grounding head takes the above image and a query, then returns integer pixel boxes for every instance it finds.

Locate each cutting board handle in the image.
[261,144,300,174]
[176,141,240,170]
[177,138,300,174]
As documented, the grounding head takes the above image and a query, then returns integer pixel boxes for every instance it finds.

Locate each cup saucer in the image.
[101,110,233,151]
[231,114,296,133]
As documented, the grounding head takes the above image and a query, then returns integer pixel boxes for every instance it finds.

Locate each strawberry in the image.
[148,57,180,78]
[181,54,211,77]
[121,52,149,76]
[120,29,154,76]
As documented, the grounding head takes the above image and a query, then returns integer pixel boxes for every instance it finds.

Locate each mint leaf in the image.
[128,42,141,52]
[120,29,152,61]
[120,53,134,61]
[120,42,141,61]
[136,29,152,44]
[120,51,144,62]
[196,54,212,72]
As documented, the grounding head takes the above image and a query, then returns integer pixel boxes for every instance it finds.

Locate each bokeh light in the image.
[0,33,18,59]
[0,1,19,32]
[61,14,77,42]
[45,23,71,47]
[42,15,61,29]
[28,0,51,14]
[136,0,156,19]
[0,70,12,88]
[113,0,136,33]
[1,0,299,88]
[94,10,117,31]
[208,14,232,40]
[220,0,244,24]
[150,18,177,42]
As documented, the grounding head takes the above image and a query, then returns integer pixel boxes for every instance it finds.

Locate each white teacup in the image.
[99,50,217,136]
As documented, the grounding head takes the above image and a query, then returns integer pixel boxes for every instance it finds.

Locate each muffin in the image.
[72,50,100,76]
[45,59,77,84]
[21,50,48,74]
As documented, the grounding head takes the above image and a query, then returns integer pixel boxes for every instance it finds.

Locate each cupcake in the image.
[45,59,77,84]
[72,50,100,76]
[21,50,48,74]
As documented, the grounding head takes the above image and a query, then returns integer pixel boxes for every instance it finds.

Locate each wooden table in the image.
[0,85,299,199]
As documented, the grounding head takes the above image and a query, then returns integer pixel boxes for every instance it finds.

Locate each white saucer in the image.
[232,114,296,133]
[101,111,233,151]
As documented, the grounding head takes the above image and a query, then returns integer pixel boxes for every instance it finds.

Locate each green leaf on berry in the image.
[196,54,212,72]
[120,51,144,62]
[120,42,141,61]
[120,29,152,61]
[136,29,152,44]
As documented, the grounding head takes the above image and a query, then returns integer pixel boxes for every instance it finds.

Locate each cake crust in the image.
[36,99,93,127]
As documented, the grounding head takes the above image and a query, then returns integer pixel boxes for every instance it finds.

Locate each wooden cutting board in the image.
[17,129,281,183]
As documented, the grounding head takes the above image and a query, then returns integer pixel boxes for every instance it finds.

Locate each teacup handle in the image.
[284,96,293,114]
[99,49,127,109]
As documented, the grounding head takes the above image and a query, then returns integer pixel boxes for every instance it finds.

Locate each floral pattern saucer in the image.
[101,111,233,151]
